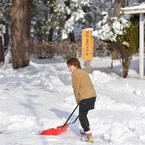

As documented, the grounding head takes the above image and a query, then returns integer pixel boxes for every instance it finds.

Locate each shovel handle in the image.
[62,104,79,126]
[71,115,79,124]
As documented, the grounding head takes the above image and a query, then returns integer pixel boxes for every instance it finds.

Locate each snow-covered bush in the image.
[93,12,139,78]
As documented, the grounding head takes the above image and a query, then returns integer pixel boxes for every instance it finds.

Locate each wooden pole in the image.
[85,60,91,74]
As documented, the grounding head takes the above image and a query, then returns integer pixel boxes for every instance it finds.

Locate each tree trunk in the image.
[69,32,76,43]
[48,27,53,42]
[122,58,130,78]
[11,0,31,69]
[65,0,76,43]
[4,24,9,52]
[48,0,55,42]
[109,41,132,78]
[113,0,123,17]
[0,36,4,63]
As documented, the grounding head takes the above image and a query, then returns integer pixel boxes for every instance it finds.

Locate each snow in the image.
[125,2,145,9]
[0,55,145,145]
[92,12,131,42]
[0,24,5,36]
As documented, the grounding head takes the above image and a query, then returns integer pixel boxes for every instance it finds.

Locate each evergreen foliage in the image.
[113,21,139,78]
[116,21,139,57]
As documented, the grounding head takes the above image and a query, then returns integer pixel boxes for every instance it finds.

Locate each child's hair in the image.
[67,58,82,69]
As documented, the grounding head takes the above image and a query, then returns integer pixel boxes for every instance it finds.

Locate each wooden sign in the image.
[82,29,94,60]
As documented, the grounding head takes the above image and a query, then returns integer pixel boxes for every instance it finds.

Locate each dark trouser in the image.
[79,97,96,132]
[79,110,90,132]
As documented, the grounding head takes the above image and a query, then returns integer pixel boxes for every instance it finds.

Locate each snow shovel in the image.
[39,105,79,136]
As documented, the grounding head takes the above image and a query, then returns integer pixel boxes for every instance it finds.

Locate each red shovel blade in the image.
[39,124,69,136]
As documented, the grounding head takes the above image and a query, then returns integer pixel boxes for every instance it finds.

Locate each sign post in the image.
[82,29,94,73]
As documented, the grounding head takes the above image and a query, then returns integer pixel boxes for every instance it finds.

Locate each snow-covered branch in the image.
[0,24,5,36]
[93,12,131,42]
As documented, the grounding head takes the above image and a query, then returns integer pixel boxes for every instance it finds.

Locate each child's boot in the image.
[81,130,94,143]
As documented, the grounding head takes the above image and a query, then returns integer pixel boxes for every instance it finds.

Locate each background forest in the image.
[0,0,144,73]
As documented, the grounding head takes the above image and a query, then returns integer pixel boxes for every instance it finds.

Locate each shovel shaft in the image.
[62,104,79,126]
[71,115,79,124]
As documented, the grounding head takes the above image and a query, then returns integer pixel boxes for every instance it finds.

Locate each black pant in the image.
[79,97,96,132]
[79,110,90,132]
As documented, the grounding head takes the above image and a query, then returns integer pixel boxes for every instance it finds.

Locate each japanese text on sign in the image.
[82,29,94,60]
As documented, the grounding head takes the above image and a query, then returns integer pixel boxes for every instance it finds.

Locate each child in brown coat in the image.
[67,58,96,143]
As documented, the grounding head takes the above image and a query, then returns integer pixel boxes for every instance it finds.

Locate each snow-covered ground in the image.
[0,55,145,145]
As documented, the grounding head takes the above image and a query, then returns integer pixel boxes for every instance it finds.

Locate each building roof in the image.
[121,3,145,14]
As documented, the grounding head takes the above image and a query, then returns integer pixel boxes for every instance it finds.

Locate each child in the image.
[67,58,96,143]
